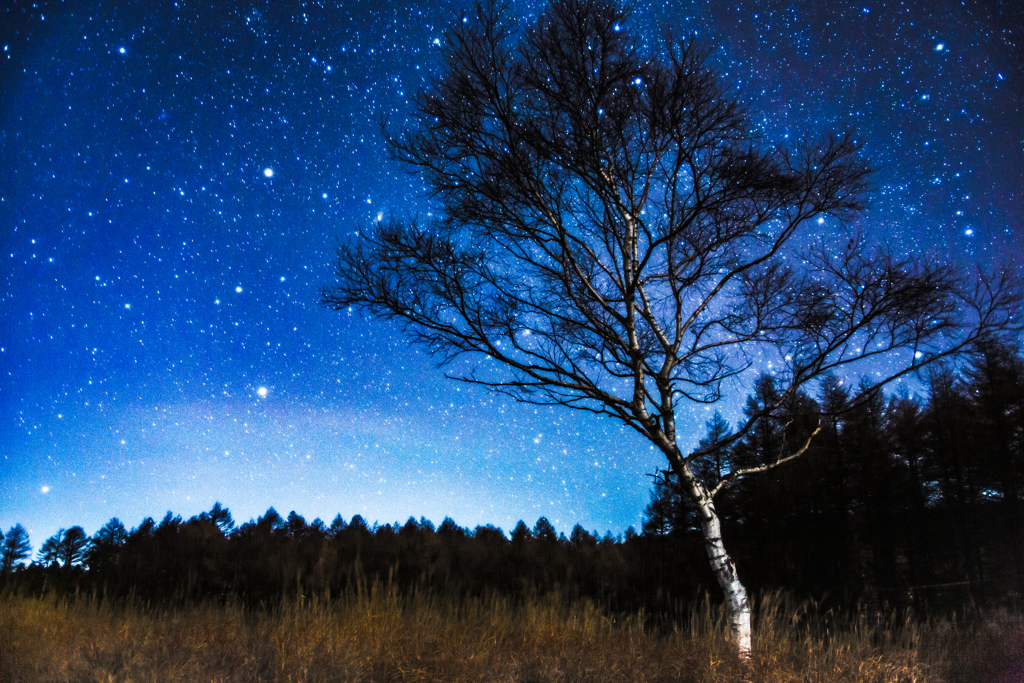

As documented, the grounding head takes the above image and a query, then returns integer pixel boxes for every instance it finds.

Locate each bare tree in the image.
[322,0,1020,658]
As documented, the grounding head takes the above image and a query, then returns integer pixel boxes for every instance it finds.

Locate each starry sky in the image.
[2,0,1021,550]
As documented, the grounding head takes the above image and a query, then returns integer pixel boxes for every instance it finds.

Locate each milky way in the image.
[2,0,1021,548]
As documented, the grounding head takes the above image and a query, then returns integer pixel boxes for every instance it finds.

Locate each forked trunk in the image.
[680,466,753,659]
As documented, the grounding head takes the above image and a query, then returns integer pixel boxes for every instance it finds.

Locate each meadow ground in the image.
[1,587,1021,682]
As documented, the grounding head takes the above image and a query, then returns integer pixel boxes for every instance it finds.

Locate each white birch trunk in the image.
[680,466,753,660]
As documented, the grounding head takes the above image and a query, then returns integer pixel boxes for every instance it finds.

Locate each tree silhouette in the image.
[570,524,597,549]
[1,524,31,573]
[322,0,1020,657]
[39,526,90,568]
[844,380,899,594]
[642,474,682,537]
[286,511,308,539]
[201,502,236,535]
[964,336,1024,593]
[39,533,60,567]
[86,518,128,577]
[532,517,558,544]
[692,411,734,490]
[511,520,531,546]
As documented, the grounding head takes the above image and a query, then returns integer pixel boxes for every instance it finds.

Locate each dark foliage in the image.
[38,526,89,569]
[643,337,1024,609]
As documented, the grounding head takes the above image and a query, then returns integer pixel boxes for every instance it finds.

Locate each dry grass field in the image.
[1,586,1021,682]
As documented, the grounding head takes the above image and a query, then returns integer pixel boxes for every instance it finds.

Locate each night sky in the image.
[2,0,1021,550]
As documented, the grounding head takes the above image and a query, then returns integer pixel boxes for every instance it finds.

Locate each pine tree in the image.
[1,524,31,573]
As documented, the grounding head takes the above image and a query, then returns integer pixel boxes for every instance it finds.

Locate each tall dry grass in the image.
[1,585,1021,682]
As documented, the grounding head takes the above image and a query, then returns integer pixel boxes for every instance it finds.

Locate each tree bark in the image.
[678,463,753,659]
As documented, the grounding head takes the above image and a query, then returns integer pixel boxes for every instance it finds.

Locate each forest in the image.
[4,337,1022,618]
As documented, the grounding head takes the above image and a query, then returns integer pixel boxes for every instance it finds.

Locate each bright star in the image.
[257,387,268,398]
[263,168,274,177]
[235,286,243,293]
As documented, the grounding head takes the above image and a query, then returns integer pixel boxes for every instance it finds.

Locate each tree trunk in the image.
[679,465,753,659]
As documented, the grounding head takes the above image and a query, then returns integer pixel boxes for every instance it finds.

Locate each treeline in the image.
[645,335,1024,608]
[2,505,712,620]
[2,337,1021,616]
